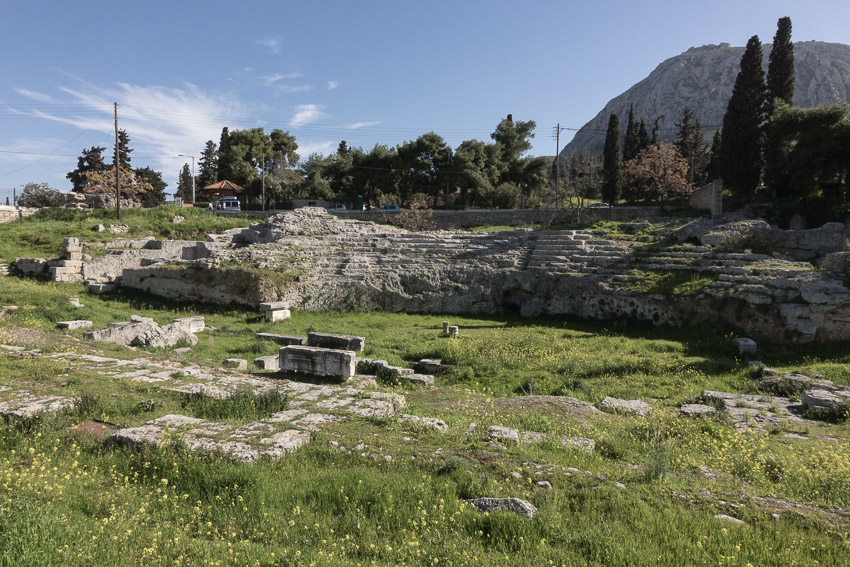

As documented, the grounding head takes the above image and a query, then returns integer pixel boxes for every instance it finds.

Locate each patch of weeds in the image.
[643,439,673,482]
[133,399,163,415]
[181,389,288,421]
[71,392,100,419]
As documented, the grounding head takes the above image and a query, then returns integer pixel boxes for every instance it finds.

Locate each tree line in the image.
[173,115,553,210]
[594,16,850,225]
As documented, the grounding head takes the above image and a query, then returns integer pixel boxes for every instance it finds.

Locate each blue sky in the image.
[1,0,848,197]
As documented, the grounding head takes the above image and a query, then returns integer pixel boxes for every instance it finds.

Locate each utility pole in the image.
[261,151,265,211]
[552,123,568,208]
[114,102,120,220]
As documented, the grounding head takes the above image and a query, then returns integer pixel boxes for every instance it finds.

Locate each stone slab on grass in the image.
[600,397,652,416]
[112,414,311,463]
[464,497,537,519]
[255,333,307,346]
[307,332,365,352]
[279,345,356,378]
[0,392,75,418]
[57,320,93,330]
[254,355,280,371]
[224,358,248,370]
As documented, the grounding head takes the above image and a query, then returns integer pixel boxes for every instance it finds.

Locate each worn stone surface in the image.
[85,315,200,348]
[224,358,248,370]
[254,355,279,371]
[702,390,817,430]
[464,497,538,519]
[279,345,356,378]
[600,397,652,416]
[256,332,307,345]
[801,389,850,411]
[0,391,75,418]
[307,332,365,352]
[487,425,594,452]
[57,320,93,330]
[732,338,757,355]
[679,404,717,417]
[398,414,447,432]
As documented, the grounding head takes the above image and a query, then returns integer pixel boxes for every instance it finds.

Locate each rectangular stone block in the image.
[259,301,289,311]
[307,332,365,352]
[279,345,356,378]
[57,260,83,269]
[173,316,205,333]
[265,309,291,322]
[63,237,80,249]
[57,320,93,330]
[255,332,307,345]
[88,283,116,294]
[63,251,83,262]
[254,355,280,371]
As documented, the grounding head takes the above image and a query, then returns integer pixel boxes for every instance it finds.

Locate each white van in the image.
[213,197,241,212]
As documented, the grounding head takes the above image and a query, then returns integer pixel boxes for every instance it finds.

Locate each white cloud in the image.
[327,81,339,90]
[289,104,326,127]
[17,78,254,186]
[15,88,54,103]
[297,140,336,157]
[261,72,304,86]
[257,38,282,54]
[274,84,313,95]
[347,120,383,129]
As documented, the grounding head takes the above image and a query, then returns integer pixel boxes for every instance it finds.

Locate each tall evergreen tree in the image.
[719,35,767,201]
[601,113,621,204]
[217,127,231,181]
[765,17,795,197]
[198,140,218,189]
[623,104,640,162]
[113,130,133,168]
[650,116,665,146]
[675,107,709,185]
[637,119,650,152]
[176,163,194,203]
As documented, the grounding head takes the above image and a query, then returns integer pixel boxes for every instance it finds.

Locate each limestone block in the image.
[57,320,93,330]
[679,404,717,417]
[397,373,434,386]
[464,497,537,519]
[88,283,117,294]
[442,321,450,333]
[307,332,365,352]
[398,414,448,432]
[63,251,83,262]
[448,326,459,336]
[62,237,80,249]
[173,316,205,333]
[801,389,849,411]
[259,301,290,311]
[224,358,248,370]
[414,358,452,374]
[69,297,84,307]
[12,257,48,275]
[600,397,652,416]
[265,308,291,322]
[57,260,83,269]
[255,332,307,345]
[254,355,279,371]
[279,345,356,378]
[732,337,757,355]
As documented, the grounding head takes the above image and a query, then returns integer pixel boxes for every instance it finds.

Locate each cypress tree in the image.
[623,104,639,162]
[707,129,723,181]
[765,17,795,196]
[601,113,621,204]
[675,108,709,185]
[719,35,767,201]
[637,119,650,152]
[217,127,231,181]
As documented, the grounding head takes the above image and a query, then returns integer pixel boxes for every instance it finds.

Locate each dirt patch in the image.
[490,395,603,421]
[72,420,118,440]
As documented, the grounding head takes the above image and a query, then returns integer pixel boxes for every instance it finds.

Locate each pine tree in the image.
[765,17,795,196]
[114,130,133,168]
[601,113,621,204]
[67,146,107,192]
[198,140,218,188]
[719,35,767,201]
[623,104,640,162]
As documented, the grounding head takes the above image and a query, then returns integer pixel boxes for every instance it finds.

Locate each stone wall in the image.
[0,206,39,223]
[332,206,663,230]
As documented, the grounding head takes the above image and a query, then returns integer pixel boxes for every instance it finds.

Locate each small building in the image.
[200,180,244,207]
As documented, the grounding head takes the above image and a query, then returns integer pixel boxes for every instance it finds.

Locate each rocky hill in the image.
[561,41,850,158]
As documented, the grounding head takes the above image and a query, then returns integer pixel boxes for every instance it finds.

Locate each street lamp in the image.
[178,154,196,203]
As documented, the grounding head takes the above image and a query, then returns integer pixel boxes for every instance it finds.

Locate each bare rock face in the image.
[562,42,850,158]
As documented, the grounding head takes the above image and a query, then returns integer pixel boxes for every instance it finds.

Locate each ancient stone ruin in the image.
[13,207,850,343]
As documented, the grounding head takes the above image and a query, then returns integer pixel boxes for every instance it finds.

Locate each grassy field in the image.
[0,209,849,566]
